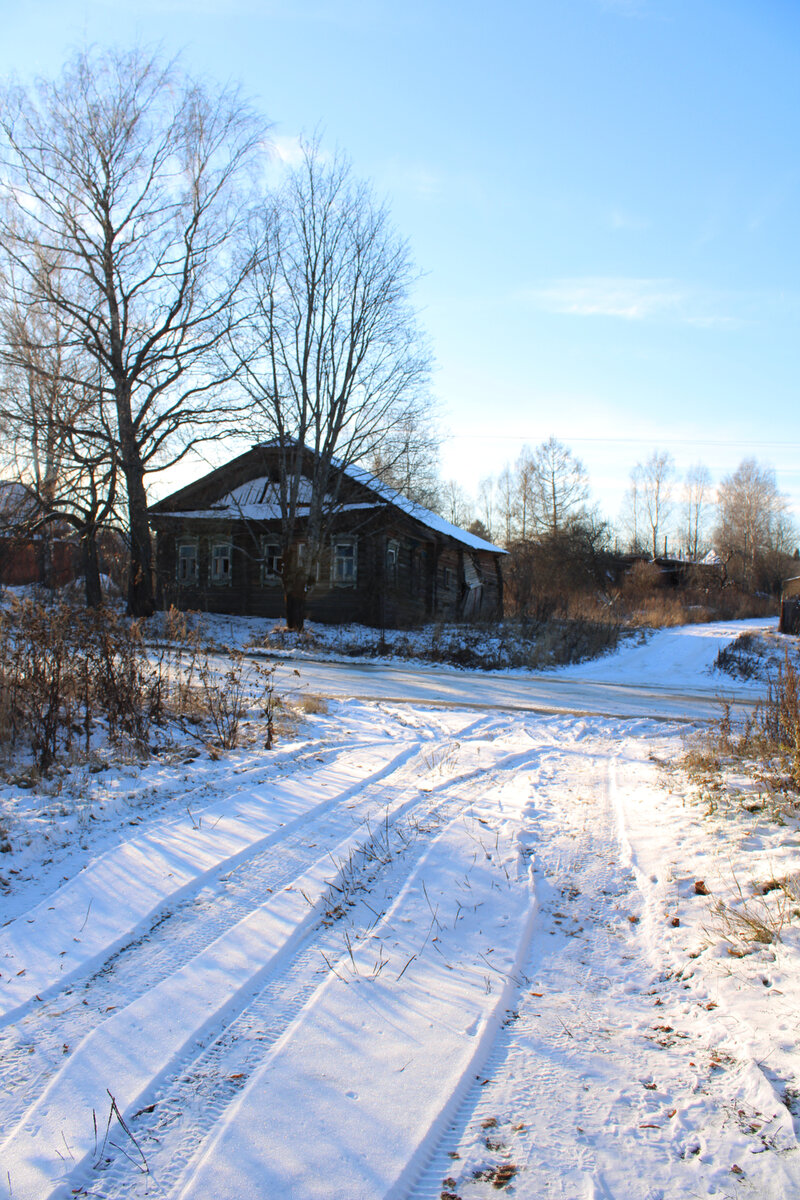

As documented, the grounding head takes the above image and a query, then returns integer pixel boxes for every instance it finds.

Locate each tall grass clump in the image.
[684,653,800,820]
[0,599,161,769]
[0,600,279,770]
[755,654,800,790]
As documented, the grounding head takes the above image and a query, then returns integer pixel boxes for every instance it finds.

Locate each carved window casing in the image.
[210,541,232,586]
[332,538,357,586]
[177,540,198,585]
[261,540,282,585]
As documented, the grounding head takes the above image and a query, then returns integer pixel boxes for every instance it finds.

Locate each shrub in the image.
[0,600,282,768]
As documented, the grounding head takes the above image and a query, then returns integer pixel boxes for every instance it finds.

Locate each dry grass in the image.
[683,655,800,820]
[681,658,800,951]
[709,894,787,951]
[704,864,800,953]
[0,600,289,769]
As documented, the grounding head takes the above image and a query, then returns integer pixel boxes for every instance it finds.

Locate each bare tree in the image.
[680,462,712,560]
[512,446,538,542]
[0,47,266,614]
[634,450,675,558]
[0,291,117,605]
[530,437,589,536]
[715,458,795,591]
[495,465,516,546]
[476,476,496,543]
[366,406,441,511]
[234,142,431,629]
[619,466,648,554]
[440,478,473,528]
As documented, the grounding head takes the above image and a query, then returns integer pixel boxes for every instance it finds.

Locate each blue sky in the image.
[2,0,799,526]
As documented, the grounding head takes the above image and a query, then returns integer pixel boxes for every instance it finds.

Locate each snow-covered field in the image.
[1,619,799,1199]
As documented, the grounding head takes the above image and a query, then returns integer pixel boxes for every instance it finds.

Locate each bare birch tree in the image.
[495,465,516,546]
[634,450,675,558]
[0,47,266,614]
[440,479,473,528]
[680,462,712,560]
[530,437,589,535]
[513,446,538,542]
[233,143,431,629]
[367,407,441,510]
[715,458,795,590]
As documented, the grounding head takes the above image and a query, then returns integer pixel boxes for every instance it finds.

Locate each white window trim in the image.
[176,539,199,586]
[210,540,233,587]
[261,539,283,585]
[331,537,357,587]
[386,539,399,586]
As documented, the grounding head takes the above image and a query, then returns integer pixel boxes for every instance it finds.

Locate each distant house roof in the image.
[0,481,40,531]
[151,443,507,556]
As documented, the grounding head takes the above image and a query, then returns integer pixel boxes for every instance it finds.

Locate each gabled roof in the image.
[150,443,507,555]
[0,481,40,530]
[339,460,506,554]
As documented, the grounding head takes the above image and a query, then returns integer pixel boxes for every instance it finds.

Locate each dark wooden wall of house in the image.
[154,516,504,627]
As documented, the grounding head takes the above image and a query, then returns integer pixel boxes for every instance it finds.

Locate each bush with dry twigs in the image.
[0,600,284,772]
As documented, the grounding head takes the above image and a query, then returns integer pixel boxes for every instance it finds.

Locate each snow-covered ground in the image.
[1,618,799,1199]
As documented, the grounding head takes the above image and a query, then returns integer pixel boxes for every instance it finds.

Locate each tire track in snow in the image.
[0,735,434,1136]
[0,714,520,1198]
[25,722,542,1200]
[412,738,800,1200]
[410,744,627,1200]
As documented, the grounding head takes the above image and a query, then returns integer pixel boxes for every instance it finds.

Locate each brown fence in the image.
[0,537,82,588]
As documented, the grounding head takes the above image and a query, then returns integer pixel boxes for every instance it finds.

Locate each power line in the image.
[446,433,800,450]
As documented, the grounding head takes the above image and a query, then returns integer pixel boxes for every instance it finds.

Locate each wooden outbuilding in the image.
[149,444,507,626]
[780,576,800,634]
[0,481,82,589]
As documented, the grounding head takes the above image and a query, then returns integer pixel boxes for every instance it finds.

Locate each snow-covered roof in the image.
[339,461,506,554]
[155,450,507,556]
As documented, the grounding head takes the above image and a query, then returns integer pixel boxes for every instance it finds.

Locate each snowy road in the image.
[1,620,797,1200]
[273,656,754,722]
[269,619,771,722]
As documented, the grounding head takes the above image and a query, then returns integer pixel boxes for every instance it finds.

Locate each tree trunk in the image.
[41,527,54,589]
[116,394,155,617]
[82,529,103,609]
[284,586,306,631]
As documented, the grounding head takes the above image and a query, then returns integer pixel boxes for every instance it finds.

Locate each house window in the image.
[442,567,452,590]
[295,542,320,582]
[177,541,198,585]
[386,540,399,586]
[210,541,232,586]
[261,540,282,585]
[332,538,357,586]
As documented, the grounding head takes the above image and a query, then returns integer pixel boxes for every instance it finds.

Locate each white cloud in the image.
[522,277,762,328]
[609,208,651,231]
[270,134,308,167]
[526,277,685,321]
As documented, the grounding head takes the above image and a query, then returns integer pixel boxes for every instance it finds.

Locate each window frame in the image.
[209,539,233,587]
[176,539,199,586]
[385,538,399,587]
[331,537,357,587]
[261,539,283,586]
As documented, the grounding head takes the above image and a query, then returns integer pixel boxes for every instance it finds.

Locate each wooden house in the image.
[149,444,507,626]
[0,481,82,589]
